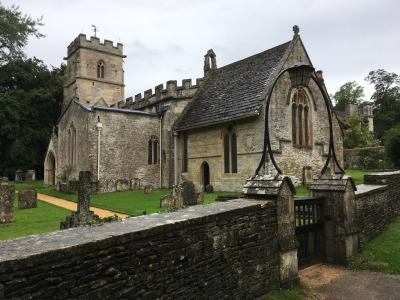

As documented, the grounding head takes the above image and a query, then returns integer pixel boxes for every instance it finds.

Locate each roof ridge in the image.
[216,40,292,71]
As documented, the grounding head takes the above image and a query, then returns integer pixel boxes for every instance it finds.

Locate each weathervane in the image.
[91,25,99,37]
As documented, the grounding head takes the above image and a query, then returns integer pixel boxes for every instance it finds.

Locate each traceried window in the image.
[223,130,238,174]
[68,123,77,165]
[291,88,312,148]
[97,61,105,78]
[148,136,159,165]
[182,134,188,172]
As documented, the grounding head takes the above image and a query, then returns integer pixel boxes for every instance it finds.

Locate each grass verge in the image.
[0,197,70,241]
[259,284,307,300]
[349,216,400,275]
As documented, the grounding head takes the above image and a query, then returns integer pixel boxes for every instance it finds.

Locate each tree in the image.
[365,69,400,139]
[0,4,43,65]
[333,81,365,111]
[383,124,400,167]
[343,114,379,149]
[0,58,64,178]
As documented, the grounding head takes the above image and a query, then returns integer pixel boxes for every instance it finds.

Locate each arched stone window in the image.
[223,129,238,174]
[97,61,105,78]
[68,123,77,165]
[291,88,312,148]
[148,136,159,165]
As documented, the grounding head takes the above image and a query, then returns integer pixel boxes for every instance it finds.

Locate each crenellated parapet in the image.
[67,34,123,58]
[124,78,205,110]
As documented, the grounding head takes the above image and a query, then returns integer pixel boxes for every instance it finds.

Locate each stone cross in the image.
[77,171,91,215]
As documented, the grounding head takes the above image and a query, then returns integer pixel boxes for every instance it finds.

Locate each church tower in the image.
[63,34,125,108]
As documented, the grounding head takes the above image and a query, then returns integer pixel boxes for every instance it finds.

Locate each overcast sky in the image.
[4,0,400,101]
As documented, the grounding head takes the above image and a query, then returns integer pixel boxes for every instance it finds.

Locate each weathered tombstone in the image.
[204,184,214,193]
[160,194,177,208]
[25,170,36,182]
[15,169,24,183]
[144,185,153,194]
[60,171,97,229]
[18,189,37,209]
[0,185,14,223]
[180,180,197,205]
[131,178,141,190]
[116,179,129,191]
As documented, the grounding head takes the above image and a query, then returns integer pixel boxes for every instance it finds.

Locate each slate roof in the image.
[175,41,292,131]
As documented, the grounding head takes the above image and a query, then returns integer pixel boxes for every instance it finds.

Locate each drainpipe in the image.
[159,114,163,188]
[96,117,103,181]
[173,131,179,186]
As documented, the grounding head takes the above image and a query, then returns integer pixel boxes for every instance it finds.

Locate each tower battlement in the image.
[67,34,123,58]
[124,78,205,110]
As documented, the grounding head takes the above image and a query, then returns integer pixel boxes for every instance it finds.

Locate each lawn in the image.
[349,216,400,275]
[13,181,240,216]
[0,196,70,241]
[345,169,369,185]
[259,284,307,300]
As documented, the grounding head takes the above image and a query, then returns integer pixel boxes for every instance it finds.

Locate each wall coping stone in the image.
[367,170,400,176]
[355,184,387,197]
[0,199,272,265]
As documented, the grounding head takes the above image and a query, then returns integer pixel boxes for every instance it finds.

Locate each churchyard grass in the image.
[0,196,70,240]
[345,169,369,185]
[349,216,400,275]
[259,283,307,300]
[13,181,240,216]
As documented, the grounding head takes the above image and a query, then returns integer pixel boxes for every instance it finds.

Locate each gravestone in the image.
[180,180,197,205]
[144,185,153,194]
[25,170,36,182]
[15,169,24,183]
[116,179,129,191]
[18,189,37,209]
[60,171,97,229]
[159,180,199,208]
[0,185,14,223]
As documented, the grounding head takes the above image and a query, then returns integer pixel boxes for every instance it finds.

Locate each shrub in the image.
[358,148,385,170]
[384,125,400,167]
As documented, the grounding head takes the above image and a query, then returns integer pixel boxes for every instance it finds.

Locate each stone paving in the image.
[37,193,128,219]
[300,264,400,300]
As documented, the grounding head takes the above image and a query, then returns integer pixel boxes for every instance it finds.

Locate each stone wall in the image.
[355,184,389,245]
[0,199,282,299]
[354,171,400,247]
[343,146,385,169]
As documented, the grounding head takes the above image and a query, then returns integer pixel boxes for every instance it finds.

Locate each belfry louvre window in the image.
[291,88,312,147]
[148,136,159,165]
[223,130,238,174]
[182,134,188,172]
[97,61,105,78]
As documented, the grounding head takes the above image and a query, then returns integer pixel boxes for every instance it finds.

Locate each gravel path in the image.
[37,193,129,219]
[300,264,400,300]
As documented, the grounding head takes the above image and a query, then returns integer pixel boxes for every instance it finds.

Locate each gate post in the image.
[243,175,297,285]
[309,175,358,264]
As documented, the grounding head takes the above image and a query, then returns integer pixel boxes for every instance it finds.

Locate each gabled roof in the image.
[175,40,292,131]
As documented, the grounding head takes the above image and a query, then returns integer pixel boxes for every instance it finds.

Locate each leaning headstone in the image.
[25,170,36,182]
[18,189,37,209]
[60,171,97,229]
[0,185,14,223]
[15,169,24,183]
[144,185,153,194]
[180,180,197,206]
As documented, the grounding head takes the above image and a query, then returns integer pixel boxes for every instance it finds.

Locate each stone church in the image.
[44,27,344,193]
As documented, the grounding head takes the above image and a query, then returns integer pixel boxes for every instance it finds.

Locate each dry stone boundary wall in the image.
[0,199,281,299]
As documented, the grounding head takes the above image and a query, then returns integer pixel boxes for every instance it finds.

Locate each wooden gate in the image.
[295,197,325,268]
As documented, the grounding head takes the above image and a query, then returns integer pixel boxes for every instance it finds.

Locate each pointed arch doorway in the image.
[201,161,210,191]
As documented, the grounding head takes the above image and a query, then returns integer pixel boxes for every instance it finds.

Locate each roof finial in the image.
[293,25,299,36]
